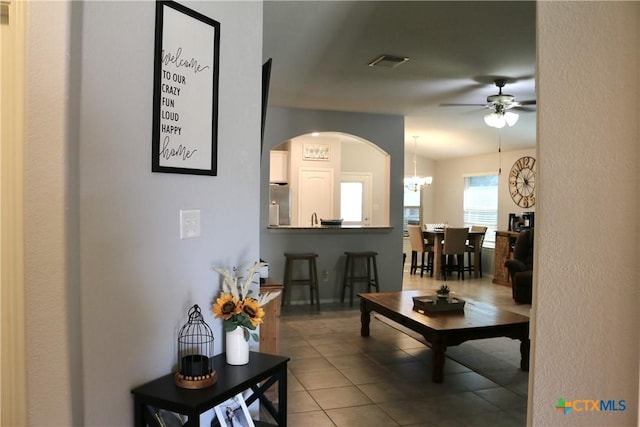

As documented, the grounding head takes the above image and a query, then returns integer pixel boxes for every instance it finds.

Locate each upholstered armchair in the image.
[505,229,534,304]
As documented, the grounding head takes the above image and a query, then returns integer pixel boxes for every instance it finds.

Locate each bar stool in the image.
[408,224,433,277]
[282,252,320,310]
[341,251,380,307]
[465,225,487,277]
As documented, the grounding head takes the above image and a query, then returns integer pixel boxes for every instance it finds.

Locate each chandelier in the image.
[404,136,432,192]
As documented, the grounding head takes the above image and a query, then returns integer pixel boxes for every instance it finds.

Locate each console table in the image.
[131,352,289,427]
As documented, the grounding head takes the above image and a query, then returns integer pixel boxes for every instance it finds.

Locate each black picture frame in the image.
[152,0,220,176]
[260,58,272,154]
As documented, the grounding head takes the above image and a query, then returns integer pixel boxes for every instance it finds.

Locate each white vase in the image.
[226,327,250,365]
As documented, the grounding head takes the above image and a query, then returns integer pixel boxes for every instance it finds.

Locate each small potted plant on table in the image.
[436,284,450,303]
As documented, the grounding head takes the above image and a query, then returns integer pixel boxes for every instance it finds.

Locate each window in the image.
[340,173,372,226]
[463,175,498,248]
[340,182,363,222]
[403,187,421,235]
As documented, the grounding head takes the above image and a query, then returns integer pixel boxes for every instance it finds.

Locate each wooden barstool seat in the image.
[341,251,380,307]
[282,252,320,310]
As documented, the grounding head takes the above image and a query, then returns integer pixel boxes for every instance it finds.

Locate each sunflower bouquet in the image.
[212,262,280,342]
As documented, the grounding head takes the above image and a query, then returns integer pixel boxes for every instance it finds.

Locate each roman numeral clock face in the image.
[508,156,536,208]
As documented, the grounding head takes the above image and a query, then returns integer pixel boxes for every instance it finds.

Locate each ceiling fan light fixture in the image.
[504,111,519,127]
[484,110,519,129]
[487,94,515,104]
[484,112,505,128]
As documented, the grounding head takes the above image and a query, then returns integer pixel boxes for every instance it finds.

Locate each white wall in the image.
[532,2,639,425]
[434,148,536,230]
[26,1,263,425]
[404,147,436,178]
[341,140,389,226]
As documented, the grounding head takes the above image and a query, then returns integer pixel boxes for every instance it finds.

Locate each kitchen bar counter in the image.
[267,225,393,233]
[261,225,401,304]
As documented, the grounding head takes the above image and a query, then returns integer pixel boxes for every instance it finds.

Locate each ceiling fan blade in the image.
[513,105,536,112]
[518,100,536,105]
[439,102,486,107]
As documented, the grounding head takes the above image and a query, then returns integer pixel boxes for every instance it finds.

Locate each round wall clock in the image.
[508,156,536,208]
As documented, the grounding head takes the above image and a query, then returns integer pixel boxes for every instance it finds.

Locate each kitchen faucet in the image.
[311,212,318,226]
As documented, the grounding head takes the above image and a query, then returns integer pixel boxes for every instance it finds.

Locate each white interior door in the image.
[340,172,372,226]
[298,168,334,226]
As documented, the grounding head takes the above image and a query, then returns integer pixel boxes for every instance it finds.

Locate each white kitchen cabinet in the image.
[269,151,289,183]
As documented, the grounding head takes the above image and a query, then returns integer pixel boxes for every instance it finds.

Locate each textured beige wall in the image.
[24,1,73,425]
[532,2,639,425]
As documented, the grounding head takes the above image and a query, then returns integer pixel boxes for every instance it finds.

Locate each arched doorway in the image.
[268,131,390,227]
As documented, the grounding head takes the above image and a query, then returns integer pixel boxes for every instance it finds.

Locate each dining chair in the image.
[407,225,433,277]
[441,227,469,280]
[465,225,488,277]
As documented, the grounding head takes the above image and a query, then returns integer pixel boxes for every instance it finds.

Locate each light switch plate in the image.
[180,209,201,239]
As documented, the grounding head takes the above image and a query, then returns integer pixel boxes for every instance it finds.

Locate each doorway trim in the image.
[1,0,27,424]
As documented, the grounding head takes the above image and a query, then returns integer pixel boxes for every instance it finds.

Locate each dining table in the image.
[423,228,486,280]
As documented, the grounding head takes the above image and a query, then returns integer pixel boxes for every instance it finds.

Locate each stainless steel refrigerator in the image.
[269,184,291,225]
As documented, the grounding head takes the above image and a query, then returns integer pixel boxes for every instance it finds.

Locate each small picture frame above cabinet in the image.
[302,143,330,160]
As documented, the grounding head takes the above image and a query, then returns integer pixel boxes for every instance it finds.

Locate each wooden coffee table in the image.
[359,290,530,383]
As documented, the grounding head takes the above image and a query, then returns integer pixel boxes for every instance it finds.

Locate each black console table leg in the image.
[275,366,287,427]
[133,398,144,427]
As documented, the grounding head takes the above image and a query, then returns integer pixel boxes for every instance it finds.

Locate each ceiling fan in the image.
[441,79,536,128]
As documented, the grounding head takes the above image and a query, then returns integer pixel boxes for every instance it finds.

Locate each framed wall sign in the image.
[152,1,220,175]
[302,143,330,161]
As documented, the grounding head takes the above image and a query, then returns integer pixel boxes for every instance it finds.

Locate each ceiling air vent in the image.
[368,55,410,68]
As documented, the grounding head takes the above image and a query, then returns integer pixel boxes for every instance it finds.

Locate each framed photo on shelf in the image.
[213,393,255,427]
[302,143,330,161]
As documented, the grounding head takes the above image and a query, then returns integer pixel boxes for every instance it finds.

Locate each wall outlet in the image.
[180,209,201,239]
[321,270,329,282]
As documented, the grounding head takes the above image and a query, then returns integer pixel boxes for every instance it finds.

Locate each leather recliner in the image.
[505,229,534,304]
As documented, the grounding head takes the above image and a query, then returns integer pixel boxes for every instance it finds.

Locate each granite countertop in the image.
[267,225,393,233]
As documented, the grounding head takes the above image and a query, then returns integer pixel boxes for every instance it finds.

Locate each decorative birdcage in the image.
[174,304,217,389]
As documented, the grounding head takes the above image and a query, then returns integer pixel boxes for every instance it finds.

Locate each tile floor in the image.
[274,271,530,426]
